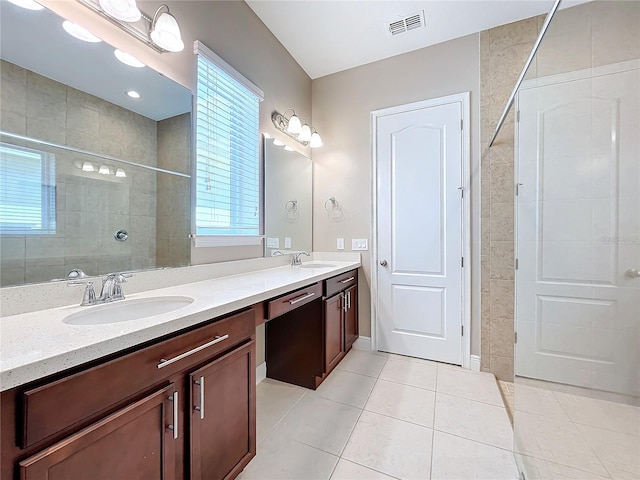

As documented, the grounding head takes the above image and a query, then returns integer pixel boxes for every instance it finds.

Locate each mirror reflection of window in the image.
[0,143,56,234]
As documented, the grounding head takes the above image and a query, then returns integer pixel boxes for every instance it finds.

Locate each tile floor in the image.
[238,349,518,480]
[512,379,640,480]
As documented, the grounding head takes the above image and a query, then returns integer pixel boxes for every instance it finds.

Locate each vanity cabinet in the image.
[266,269,359,389]
[1,309,256,480]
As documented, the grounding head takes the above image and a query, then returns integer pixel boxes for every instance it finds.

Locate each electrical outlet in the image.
[352,238,368,251]
[266,237,280,248]
[284,237,292,248]
[337,238,344,250]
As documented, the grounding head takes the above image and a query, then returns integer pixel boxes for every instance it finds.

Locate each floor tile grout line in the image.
[432,427,514,453]
[514,453,614,480]
[259,388,309,447]
[335,458,404,480]
[567,414,618,479]
[429,366,439,480]
[336,355,388,459]
[436,390,510,410]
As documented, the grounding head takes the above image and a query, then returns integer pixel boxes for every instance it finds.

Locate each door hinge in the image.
[519,470,525,480]
[516,182,523,196]
[461,257,464,268]
[461,325,464,336]
[516,110,520,123]
[515,331,518,343]
[460,118,464,131]
[515,258,519,270]
[458,186,464,198]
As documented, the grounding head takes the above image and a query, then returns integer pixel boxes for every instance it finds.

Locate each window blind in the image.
[0,143,56,234]
[194,42,263,243]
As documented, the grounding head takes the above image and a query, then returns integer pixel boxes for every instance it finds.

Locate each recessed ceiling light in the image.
[126,90,141,99]
[7,0,44,10]
[114,49,145,68]
[62,21,102,43]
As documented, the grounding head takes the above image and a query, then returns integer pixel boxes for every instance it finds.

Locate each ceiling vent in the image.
[387,11,425,36]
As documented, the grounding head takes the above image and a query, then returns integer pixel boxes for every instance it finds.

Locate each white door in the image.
[375,95,466,365]
[516,66,640,396]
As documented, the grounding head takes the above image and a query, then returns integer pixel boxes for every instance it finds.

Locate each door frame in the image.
[370,92,472,369]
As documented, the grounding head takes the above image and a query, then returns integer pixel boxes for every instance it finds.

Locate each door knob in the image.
[380,260,388,267]
[625,268,640,278]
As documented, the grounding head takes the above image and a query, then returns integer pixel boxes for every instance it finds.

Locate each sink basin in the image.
[63,296,194,326]
[299,263,337,269]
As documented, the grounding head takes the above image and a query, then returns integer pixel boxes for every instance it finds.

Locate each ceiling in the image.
[246,0,589,79]
[0,1,190,121]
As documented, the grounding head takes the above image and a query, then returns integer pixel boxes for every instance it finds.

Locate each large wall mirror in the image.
[263,137,312,256]
[0,1,192,287]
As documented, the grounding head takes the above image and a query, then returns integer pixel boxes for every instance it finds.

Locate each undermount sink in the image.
[299,263,337,269]
[63,296,195,326]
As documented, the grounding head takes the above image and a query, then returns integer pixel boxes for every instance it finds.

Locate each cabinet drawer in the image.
[267,283,323,320]
[21,308,254,449]
[325,269,358,298]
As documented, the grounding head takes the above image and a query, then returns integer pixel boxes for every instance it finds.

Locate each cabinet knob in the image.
[379,260,388,267]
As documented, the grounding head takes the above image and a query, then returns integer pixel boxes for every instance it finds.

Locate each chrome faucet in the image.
[291,251,310,266]
[100,273,132,302]
[68,272,132,306]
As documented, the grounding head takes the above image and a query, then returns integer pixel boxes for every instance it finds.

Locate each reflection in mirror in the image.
[263,137,312,256]
[0,1,192,287]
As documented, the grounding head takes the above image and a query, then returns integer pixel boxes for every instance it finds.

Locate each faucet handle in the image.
[68,281,98,306]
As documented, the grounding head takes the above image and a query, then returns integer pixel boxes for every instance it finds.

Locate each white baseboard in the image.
[469,355,481,372]
[256,362,266,384]
[353,336,372,351]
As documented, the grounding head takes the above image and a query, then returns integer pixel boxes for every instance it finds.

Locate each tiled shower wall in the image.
[0,61,159,285]
[480,1,640,381]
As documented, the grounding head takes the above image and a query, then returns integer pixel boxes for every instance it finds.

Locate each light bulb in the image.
[98,165,111,175]
[298,124,312,142]
[114,49,145,68]
[62,21,102,43]
[7,0,44,10]
[287,114,302,135]
[81,162,96,172]
[126,90,141,99]
[99,0,141,22]
[115,168,127,177]
[310,132,323,148]
[150,9,184,52]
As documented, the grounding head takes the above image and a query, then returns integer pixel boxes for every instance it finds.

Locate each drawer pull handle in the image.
[157,335,230,369]
[340,277,355,284]
[347,291,351,309]
[167,391,178,439]
[194,376,205,420]
[288,292,315,305]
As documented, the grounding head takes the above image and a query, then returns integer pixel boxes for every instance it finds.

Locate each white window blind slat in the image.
[0,143,56,234]
[194,44,262,239]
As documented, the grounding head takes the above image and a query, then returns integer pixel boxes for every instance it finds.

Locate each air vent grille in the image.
[387,11,425,36]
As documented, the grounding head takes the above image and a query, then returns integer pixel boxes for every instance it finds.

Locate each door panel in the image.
[324,294,344,373]
[516,67,640,395]
[20,385,176,480]
[376,97,465,365]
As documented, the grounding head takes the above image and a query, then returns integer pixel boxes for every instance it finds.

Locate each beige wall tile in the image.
[490,241,514,280]
[489,279,514,319]
[481,331,491,371]
[490,355,514,381]
[490,317,514,358]
[481,255,490,294]
[489,17,539,53]
[490,202,514,242]
[592,0,640,67]
[490,164,514,203]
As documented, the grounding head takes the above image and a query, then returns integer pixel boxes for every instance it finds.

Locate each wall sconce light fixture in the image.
[272,109,323,148]
[78,0,184,53]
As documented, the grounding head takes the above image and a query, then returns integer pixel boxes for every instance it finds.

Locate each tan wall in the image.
[311,34,481,353]
[480,0,640,381]
[39,0,313,266]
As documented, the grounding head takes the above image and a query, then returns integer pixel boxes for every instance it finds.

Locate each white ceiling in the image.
[246,0,588,79]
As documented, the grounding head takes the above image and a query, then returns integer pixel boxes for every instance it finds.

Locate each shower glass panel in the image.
[512,1,640,478]
[0,134,190,286]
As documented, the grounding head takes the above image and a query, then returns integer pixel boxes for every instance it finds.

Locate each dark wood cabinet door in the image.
[345,285,359,350]
[324,293,345,373]
[189,341,256,480]
[19,384,177,480]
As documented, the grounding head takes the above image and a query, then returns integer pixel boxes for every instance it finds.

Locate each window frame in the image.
[191,41,264,248]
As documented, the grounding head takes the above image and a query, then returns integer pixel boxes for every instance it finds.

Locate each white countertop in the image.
[0,260,359,391]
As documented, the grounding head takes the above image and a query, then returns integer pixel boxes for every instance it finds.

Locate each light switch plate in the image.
[352,238,368,251]
[337,238,344,250]
[284,237,292,249]
[266,237,280,248]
